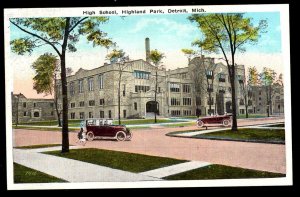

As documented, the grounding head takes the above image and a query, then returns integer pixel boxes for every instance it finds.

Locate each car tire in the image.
[222,119,230,127]
[86,131,95,141]
[116,131,126,141]
[126,131,132,141]
[197,120,204,128]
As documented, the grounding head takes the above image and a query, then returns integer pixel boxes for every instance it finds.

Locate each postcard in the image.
[4,4,292,190]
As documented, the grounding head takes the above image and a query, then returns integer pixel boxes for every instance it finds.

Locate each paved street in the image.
[13,117,286,174]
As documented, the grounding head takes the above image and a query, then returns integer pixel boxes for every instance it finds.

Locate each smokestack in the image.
[145,37,150,62]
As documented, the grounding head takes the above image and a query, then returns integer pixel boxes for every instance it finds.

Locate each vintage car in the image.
[196,114,232,127]
[84,119,132,141]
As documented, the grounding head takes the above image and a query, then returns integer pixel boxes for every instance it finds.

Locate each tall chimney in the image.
[145,37,150,62]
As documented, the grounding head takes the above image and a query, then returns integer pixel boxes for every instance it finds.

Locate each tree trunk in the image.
[54,74,62,127]
[118,72,121,125]
[60,17,70,153]
[154,69,158,123]
[230,66,238,131]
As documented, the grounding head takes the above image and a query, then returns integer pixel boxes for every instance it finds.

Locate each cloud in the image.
[131,18,196,37]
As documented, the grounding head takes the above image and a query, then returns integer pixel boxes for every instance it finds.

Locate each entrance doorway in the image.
[146,101,159,115]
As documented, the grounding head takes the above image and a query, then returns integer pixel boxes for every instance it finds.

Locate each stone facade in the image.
[11,93,56,123]
[56,53,252,120]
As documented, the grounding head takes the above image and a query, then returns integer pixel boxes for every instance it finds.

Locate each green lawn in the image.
[15,144,62,149]
[13,126,78,132]
[164,164,285,180]
[196,128,285,143]
[14,163,67,183]
[44,148,187,173]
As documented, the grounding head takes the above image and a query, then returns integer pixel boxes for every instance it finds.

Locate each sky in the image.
[10,12,284,98]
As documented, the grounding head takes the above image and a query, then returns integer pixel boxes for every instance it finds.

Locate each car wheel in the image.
[86,131,95,141]
[116,131,126,141]
[126,131,132,141]
[222,119,230,127]
[197,120,204,128]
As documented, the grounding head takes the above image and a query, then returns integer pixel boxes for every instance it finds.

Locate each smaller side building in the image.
[11,93,56,123]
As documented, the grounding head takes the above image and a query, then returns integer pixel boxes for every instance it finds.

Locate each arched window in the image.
[34,112,40,117]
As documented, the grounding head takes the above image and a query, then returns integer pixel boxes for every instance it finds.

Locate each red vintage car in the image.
[196,114,232,127]
[85,119,132,141]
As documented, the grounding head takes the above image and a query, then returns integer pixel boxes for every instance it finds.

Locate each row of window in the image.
[70,110,127,119]
[170,110,191,116]
[68,74,104,96]
[134,70,150,80]
[171,98,192,106]
[69,99,105,108]
[22,111,54,117]
[22,102,54,108]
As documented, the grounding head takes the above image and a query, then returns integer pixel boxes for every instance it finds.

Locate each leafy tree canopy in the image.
[10,17,114,56]
[31,53,57,95]
[149,49,165,66]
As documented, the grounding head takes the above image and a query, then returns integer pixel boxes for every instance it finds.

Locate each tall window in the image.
[108,110,112,118]
[88,78,94,91]
[219,73,226,82]
[79,112,84,119]
[183,84,190,93]
[171,98,180,106]
[171,110,181,116]
[123,110,127,118]
[196,97,201,105]
[206,70,213,79]
[123,84,126,96]
[33,103,37,107]
[70,82,75,96]
[79,101,85,107]
[79,79,84,93]
[99,74,104,89]
[170,83,180,92]
[134,102,137,110]
[89,112,93,118]
[23,102,26,108]
[183,98,192,106]
[100,111,104,118]
[70,102,75,108]
[70,113,75,119]
[89,100,95,106]
[99,99,105,105]
[183,110,191,116]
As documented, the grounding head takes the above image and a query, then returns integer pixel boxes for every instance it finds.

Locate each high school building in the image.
[12,38,284,122]
[55,38,256,120]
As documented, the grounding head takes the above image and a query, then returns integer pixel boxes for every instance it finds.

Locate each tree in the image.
[188,13,267,131]
[242,66,260,118]
[105,49,130,125]
[260,67,277,117]
[31,53,73,127]
[10,17,114,153]
[149,49,165,123]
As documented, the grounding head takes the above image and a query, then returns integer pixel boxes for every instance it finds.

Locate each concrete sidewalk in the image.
[13,147,161,182]
[140,161,211,178]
